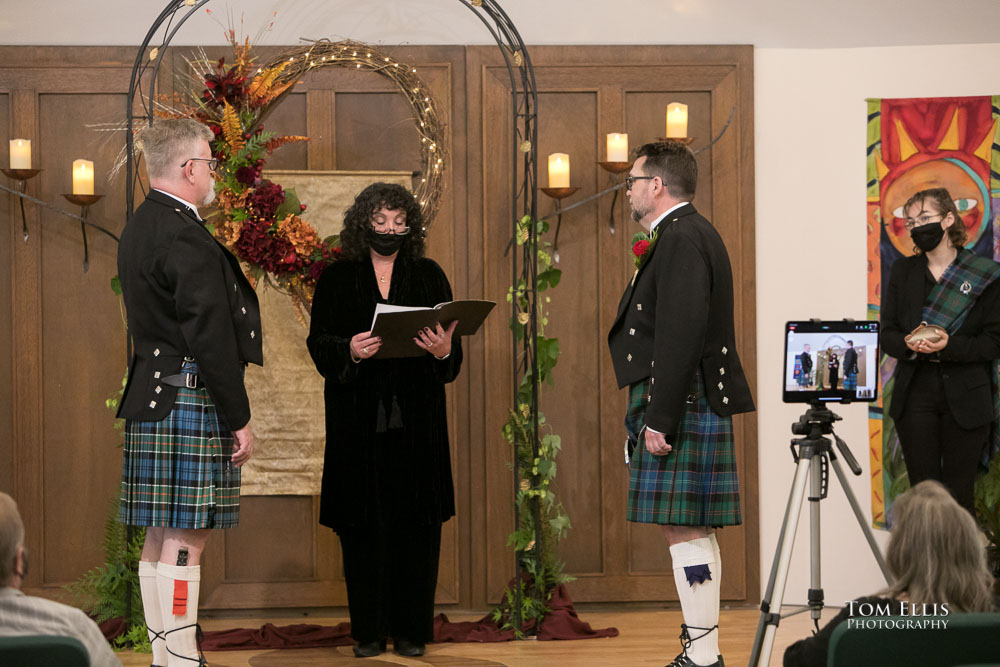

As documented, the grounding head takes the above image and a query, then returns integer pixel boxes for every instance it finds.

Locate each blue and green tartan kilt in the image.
[843,371,857,390]
[119,377,240,530]
[625,370,742,527]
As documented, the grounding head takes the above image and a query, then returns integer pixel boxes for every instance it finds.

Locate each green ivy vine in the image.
[492,215,574,636]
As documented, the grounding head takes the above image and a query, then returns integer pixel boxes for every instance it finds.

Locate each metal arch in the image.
[125,0,542,631]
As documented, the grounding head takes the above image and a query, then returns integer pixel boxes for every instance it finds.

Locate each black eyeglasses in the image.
[625,175,654,190]
[181,157,219,171]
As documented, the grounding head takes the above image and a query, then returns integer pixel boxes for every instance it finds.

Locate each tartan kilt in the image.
[119,383,240,529]
[843,371,858,390]
[625,370,742,526]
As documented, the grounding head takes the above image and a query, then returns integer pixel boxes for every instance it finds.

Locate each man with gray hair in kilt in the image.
[609,141,754,667]
[117,118,262,666]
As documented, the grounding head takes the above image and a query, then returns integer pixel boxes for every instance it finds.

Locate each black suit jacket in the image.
[881,251,1000,429]
[116,190,263,429]
[843,347,858,374]
[608,203,754,436]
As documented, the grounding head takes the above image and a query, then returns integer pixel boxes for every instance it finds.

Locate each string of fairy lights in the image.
[263,38,449,226]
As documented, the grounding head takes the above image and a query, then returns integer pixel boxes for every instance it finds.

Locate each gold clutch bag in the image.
[906,322,945,343]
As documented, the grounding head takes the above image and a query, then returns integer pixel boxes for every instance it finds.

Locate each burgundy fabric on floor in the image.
[201,622,354,650]
[103,583,618,649]
[433,584,619,643]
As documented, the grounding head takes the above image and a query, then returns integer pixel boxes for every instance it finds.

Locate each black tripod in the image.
[747,402,893,667]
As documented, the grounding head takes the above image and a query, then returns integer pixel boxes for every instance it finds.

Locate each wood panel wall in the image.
[0,43,756,611]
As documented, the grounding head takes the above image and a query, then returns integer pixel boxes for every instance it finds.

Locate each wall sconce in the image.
[541,153,580,263]
[3,139,43,243]
[63,159,102,273]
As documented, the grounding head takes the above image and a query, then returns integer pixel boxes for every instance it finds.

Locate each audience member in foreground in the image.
[783,480,996,666]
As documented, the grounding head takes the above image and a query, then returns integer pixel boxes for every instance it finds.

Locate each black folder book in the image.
[370,299,496,358]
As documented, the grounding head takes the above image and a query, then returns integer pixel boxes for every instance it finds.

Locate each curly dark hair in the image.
[339,182,426,260]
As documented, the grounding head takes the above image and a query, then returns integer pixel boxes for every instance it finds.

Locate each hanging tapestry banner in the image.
[866,94,1000,527]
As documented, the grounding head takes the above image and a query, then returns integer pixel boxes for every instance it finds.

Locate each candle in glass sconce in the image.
[606,133,628,162]
[9,139,31,169]
[547,153,570,188]
[72,159,95,195]
[666,103,688,138]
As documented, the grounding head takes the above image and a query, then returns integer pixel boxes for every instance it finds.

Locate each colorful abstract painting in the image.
[866,95,1000,528]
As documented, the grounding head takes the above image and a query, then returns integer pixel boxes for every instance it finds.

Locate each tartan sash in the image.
[921,249,1000,333]
[921,249,1000,467]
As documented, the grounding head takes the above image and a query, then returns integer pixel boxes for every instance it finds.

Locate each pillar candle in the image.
[72,159,94,195]
[606,133,628,162]
[10,139,31,169]
[666,103,688,138]
[547,153,570,188]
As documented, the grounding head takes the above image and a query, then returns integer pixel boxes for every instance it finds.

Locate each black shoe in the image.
[394,638,426,657]
[353,639,386,658]
[665,653,724,667]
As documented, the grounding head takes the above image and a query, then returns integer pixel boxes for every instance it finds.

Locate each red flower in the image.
[247,180,285,221]
[235,166,259,187]
[201,58,248,110]
[632,239,650,257]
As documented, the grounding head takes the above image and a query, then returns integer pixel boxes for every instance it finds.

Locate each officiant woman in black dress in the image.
[307,182,462,658]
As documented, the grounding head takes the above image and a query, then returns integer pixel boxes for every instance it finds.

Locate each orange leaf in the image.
[221,101,245,153]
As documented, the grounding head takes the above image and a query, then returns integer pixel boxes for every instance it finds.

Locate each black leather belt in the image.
[161,372,202,388]
[161,357,202,388]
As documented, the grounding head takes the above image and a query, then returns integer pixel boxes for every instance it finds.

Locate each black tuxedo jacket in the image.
[881,252,1000,429]
[116,190,263,429]
[608,203,754,436]
[843,347,858,374]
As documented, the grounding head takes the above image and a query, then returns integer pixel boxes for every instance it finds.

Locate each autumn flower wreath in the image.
[157,33,339,313]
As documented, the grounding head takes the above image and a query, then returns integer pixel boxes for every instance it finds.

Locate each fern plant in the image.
[65,376,150,652]
[65,499,149,651]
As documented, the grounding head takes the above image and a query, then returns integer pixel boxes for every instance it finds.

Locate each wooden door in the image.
[467,45,758,604]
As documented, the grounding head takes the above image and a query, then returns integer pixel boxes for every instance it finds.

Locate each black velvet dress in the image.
[308,255,462,530]
[307,254,462,645]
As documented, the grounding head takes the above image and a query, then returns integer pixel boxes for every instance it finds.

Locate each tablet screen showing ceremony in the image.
[783,321,880,403]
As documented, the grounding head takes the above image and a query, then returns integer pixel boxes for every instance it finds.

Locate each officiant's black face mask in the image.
[367,228,408,256]
[910,222,946,252]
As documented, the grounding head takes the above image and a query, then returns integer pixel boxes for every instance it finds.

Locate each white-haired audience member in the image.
[0,491,122,666]
[784,480,997,666]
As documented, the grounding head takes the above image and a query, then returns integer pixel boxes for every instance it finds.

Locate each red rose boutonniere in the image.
[630,227,660,270]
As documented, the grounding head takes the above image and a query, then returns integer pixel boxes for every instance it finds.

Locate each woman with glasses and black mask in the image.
[307,182,462,659]
[880,187,1000,515]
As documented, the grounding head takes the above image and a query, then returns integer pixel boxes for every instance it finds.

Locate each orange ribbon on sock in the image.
[173,580,188,615]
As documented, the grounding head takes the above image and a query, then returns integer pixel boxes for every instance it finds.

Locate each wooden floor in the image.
[118,605,820,666]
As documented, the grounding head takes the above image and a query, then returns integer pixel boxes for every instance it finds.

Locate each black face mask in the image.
[367,229,407,256]
[910,222,946,252]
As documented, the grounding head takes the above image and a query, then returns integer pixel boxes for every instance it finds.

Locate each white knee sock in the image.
[669,536,720,665]
[139,560,169,666]
[156,563,201,666]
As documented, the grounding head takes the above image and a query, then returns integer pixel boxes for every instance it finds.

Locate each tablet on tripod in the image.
[783,320,880,404]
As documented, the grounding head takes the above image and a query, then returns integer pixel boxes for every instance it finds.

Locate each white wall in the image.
[755,42,1000,605]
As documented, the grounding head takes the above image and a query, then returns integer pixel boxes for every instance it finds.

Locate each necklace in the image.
[374,261,393,284]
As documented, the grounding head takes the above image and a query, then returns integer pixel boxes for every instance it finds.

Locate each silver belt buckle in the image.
[183,356,197,387]
[686,393,697,404]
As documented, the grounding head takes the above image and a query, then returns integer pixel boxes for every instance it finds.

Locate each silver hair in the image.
[0,492,24,583]
[137,118,214,181]
[881,480,995,612]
